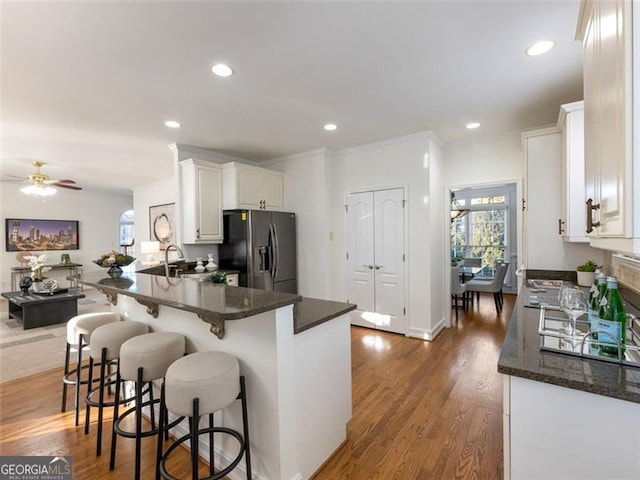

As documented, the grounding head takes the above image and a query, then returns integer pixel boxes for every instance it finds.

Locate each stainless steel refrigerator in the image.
[218,210,298,293]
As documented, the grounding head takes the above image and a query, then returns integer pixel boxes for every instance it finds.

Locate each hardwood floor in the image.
[0,293,513,480]
[313,293,513,480]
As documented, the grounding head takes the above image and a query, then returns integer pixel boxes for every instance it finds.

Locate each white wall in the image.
[332,133,444,339]
[443,131,524,187]
[0,183,132,290]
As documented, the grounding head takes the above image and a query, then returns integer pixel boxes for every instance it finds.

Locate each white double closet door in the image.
[346,188,406,334]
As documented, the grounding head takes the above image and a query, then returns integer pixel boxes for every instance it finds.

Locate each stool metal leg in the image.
[208,413,214,476]
[61,341,71,413]
[240,376,252,479]
[96,347,108,456]
[191,398,199,480]
[156,382,166,480]
[75,333,87,426]
[84,356,94,435]
[109,363,122,471]
[135,367,144,480]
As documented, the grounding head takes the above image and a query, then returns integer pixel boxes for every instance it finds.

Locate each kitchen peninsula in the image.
[499,280,640,479]
[75,270,356,480]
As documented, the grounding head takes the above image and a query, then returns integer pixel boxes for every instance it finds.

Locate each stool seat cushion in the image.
[90,321,149,361]
[66,312,121,345]
[165,351,240,416]
[120,332,185,382]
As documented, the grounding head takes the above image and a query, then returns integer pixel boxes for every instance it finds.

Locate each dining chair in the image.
[462,257,482,268]
[465,262,510,313]
[451,266,467,320]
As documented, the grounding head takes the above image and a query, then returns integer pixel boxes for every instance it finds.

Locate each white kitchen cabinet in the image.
[179,158,223,244]
[523,128,564,269]
[504,375,640,480]
[576,0,640,253]
[222,162,284,211]
[558,101,589,243]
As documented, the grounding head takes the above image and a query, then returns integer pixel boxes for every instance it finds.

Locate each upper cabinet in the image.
[179,158,223,244]
[222,162,284,211]
[576,0,640,253]
[558,101,588,243]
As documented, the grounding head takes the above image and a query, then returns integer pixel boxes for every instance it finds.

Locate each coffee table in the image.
[1,290,86,329]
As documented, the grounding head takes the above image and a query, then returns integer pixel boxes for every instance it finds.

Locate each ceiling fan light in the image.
[21,184,57,197]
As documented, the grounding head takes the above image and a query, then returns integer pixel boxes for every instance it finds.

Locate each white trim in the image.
[557,100,584,129]
[263,148,329,166]
[168,143,254,165]
[407,318,446,341]
[520,125,560,147]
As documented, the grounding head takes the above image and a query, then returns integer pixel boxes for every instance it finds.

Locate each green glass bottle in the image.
[588,272,607,341]
[597,277,626,357]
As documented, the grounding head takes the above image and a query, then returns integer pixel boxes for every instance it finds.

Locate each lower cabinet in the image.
[503,375,640,479]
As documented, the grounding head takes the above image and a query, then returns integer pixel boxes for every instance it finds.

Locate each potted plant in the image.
[451,255,464,267]
[24,254,51,292]
[576,260,602,287]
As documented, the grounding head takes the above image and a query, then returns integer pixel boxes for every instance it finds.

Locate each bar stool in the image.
[158,351,252,480]
[85,320,150,456]
[61,312,121,426]
[109,332,186,480]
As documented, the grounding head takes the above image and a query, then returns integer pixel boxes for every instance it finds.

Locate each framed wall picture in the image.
[149,203,175,250]
[5,218,80,251]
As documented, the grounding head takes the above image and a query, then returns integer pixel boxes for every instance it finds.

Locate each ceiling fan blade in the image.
[51,182,82,191]
[48,179,76,184]
[5,174,26,180]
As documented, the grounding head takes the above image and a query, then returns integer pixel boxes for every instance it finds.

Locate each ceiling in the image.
[1,1,583,195]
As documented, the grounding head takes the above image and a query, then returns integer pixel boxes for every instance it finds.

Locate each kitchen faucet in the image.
[164,244,185,277]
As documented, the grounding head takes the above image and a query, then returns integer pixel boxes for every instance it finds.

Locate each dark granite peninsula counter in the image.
[74,270,353,480]
[499,281,640,479]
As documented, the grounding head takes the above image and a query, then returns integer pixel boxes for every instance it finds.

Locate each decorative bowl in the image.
[93,252,136,275]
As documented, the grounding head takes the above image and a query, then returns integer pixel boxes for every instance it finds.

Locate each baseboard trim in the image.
[407,318,446,341]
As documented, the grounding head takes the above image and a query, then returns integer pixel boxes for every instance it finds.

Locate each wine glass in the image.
[557,281,575,304]
[560,288,587,338]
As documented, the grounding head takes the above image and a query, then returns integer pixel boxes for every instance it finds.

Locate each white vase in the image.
[576,271,595,287]
[206,253,217,272]
[31,281,43,292]
[194,259,205,273]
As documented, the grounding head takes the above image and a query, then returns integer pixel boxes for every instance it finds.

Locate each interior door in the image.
[346,188,406,334]
[346,192,375,328]
[373,189,405,334]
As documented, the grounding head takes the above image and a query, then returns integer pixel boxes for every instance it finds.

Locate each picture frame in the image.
[5,218,80,252]
[149,203,175,250]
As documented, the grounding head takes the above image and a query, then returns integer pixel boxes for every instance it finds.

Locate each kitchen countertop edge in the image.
[498,291,640,404]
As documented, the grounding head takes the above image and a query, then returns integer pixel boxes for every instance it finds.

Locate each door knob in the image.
[363,264,374,270]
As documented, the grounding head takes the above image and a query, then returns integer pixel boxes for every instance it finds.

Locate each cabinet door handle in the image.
[558,219,565,235]
[196,228,200,239]
[375,265,383,270]
[363,264,374,270]
[586,198,600,234]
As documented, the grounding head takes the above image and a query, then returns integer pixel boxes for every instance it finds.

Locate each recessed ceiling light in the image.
[466,122,481,129]
[211,63,234,77]
[164,120,181,128]
[525,40,556,56]
[324,124,337,131]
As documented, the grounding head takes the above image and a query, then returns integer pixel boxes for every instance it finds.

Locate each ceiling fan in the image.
[5,161,83,196]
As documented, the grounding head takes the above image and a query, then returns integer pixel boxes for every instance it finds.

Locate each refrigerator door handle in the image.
[270,224,279,281]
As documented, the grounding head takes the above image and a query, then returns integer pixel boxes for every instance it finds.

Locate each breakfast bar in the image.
[75,270,356,480]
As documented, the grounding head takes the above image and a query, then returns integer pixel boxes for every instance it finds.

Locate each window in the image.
[119,209,135,249]
[450,185,516,281]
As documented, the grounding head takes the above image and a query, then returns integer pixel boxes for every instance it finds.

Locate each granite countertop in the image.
[76,270,301,321]
[293,297,357,334]
[75,271,355,335]
[498,291,640,404]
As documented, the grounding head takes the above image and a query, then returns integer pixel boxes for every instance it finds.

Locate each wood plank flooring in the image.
[0,293,513,479]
